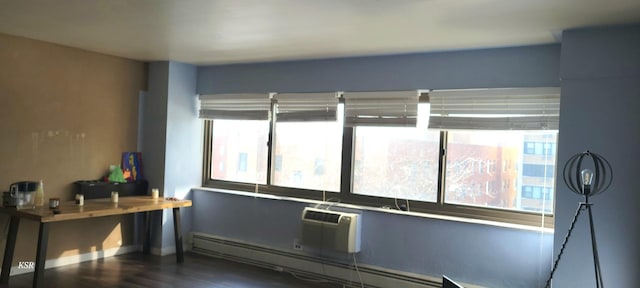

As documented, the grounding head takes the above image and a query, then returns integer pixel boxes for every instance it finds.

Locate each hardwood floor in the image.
[4,252,344,288]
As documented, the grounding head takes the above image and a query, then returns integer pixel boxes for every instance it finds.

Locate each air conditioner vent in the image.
[303,210,341,223]
[300,207,361,253]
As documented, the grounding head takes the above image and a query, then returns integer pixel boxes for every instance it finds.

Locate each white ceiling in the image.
[1,0,639,65]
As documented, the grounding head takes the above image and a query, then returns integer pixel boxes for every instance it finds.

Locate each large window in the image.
[445,131,556,213]
[271,92,343,192]
[273,121,343,192]
[210,120,269,184]
[200,93,271,184]
[353,127,440,202]
[202,88,560,226]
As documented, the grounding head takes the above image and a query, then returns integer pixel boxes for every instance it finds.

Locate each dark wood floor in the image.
[5,252,343,288]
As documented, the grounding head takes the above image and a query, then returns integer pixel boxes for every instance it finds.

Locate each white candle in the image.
[111,191,119,203]
[151,188,159,199]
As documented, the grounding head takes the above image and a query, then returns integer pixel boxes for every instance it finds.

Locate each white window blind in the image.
[343,90,421,127]
[428,87,560,130]
[274,92,340,122]
[198,93,272,120]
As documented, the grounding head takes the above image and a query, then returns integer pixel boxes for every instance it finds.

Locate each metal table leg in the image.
[33,222,49,288]
[143,211,151,254]
[172,208,183,263]
[1,216,20,284]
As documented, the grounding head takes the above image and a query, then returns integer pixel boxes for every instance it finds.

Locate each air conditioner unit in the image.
[300,207,361,253]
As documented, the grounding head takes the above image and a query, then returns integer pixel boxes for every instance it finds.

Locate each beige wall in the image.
[0,33,146,264]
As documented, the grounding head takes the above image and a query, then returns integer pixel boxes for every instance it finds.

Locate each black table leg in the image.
[33,222,49,288]
[1,216,20,284]
[172,208,183,263]
[143,211,151,254]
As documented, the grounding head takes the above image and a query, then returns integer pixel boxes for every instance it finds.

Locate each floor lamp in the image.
[544,150,612,288]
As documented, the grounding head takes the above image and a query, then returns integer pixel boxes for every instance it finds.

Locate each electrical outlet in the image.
[293,238,302,250]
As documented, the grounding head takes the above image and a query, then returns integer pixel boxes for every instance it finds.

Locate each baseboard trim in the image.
[191,232,468,288]
[8,245,140,276]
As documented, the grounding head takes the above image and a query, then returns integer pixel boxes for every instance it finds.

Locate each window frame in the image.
[202,102,555,228]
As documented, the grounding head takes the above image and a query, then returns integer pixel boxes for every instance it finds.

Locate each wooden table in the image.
[0,196,192,288]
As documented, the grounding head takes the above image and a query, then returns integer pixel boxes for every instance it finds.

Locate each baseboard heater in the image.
[191,232,442,288]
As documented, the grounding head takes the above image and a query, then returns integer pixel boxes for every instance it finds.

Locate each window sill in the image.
[193,186,554,234]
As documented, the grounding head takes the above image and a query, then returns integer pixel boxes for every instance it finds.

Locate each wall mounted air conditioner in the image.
[300,207,362,253]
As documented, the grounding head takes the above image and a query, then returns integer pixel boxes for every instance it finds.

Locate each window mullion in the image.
[266,101,277,186]
[340,126,354,197]
[202,120,214,185]
[437,130,447,205]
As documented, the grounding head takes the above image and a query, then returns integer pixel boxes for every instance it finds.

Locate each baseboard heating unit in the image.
[191,232,444,288]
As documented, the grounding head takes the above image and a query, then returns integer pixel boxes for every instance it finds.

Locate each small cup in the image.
[75,194,84,206]
[49,198,60,209]
[111,191,119,203]
[151,188,159,199]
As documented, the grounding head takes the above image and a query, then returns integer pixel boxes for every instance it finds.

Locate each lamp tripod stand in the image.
[544,151,612,288]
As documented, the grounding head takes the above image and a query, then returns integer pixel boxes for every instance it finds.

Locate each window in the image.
[525,142,535,154]
[200,93,271,184]
[445,131,556,212]
[524,141,556,156]
[535,143,544,155]
[352,127,440,202]
[487,160,496,173]
[271,92,342,192]
[210,120,269,184]
[272,121,342,191]
[203,88,559,226]
[522,186,554,201]
[545,188,553,200]
[502,160,511,172]
[544,143,555,156]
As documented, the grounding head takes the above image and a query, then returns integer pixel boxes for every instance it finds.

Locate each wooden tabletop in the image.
[0,196,192,223]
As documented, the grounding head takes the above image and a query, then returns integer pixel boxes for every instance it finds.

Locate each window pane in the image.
[210,120,269,184]
[445,131,557,213]
[353,127,440,202]
[273,121,343,192]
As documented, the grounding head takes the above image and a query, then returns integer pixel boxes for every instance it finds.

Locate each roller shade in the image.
[428,87,560,130]
[198,93,271,120]
[343,90,421,127]
[274,92,340,122]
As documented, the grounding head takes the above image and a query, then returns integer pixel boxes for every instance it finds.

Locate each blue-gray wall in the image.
[142,61,201,252]
[142,62,169,249]
[162,61,201,249]
[198,44,560,93]
[192,45,561,288]
[193,190,553,288]
[553,24,640,288]
[142,62,169,201]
